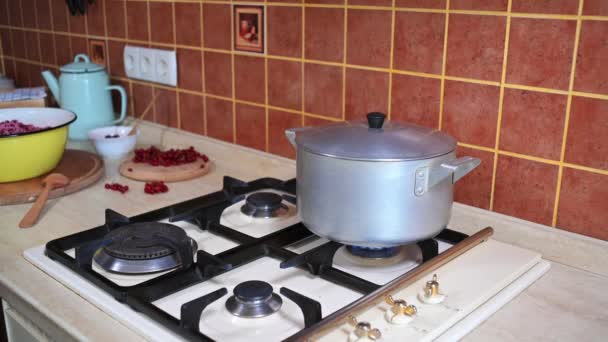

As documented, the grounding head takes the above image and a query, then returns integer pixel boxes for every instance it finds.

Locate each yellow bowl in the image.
[0,108,77,183]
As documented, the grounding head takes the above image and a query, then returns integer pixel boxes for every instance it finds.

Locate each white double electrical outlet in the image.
[123,46,177,86]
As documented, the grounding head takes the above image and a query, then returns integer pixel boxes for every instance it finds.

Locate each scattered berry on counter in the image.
[104,183,129,194]
[0,120,48,136]
[127,168,133,172]
[104,134,120,139]
[132,146,209,167]
[144,181,169,194]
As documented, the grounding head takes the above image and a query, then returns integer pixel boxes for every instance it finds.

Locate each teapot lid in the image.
[60,54,105,73]
[292,112,457,161]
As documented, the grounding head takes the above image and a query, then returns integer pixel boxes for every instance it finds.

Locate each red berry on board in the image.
[132,146,210,167]
[104,183,129,194]
[144,181,169,195]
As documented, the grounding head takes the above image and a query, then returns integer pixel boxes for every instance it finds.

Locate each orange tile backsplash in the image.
[0,0,606,240]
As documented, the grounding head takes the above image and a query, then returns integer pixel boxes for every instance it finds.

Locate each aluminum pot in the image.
[285,112,480,248]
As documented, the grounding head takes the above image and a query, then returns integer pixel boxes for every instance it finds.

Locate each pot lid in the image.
[60,54,105,73]
[293,112,456,161]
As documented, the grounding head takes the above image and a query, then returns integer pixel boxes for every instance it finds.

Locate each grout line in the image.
[171,1,180,129]
[571,90,608,100]
[0,0,10,74]
[145,1,156,122]
[581,15,608,21]
[123,0,132,118]
[18,0,25,33]
[341,1,348,121]
[2,0,11,75]
[444,75,500,86]
[231,53,237,143]
[457,142,495,153]
[100,0,108,72]
[146,0,151,44]
[0,37,4,75]
[551,0,585,228]
[33,0,42,69]
[47,0,55,33]
[503,82,569,95]
[231,2,236,143]
[489,0,513,212]
[83,0,89,37]
[123,0,128,40]
[264,54,269,152]
[386,0,396,121]
[18,0,31,85]
[66,0,72,85]
[201,2,208,136]
[497,149,561,166]
[263,0,269,152]
[101,0,108,37]
[562,163,608,176]
[438,0,450,131]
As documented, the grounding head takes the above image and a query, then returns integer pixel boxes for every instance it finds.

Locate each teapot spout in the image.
[41,70,60,105]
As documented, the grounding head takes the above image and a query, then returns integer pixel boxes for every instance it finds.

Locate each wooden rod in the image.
[285,227,495,342]
[128,92,159,136]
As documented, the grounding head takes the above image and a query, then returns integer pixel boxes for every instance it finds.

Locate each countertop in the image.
[0,122,606,341]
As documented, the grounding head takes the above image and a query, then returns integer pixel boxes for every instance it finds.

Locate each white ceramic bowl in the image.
[88,126,139,159]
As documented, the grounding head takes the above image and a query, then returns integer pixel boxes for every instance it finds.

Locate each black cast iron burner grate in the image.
[44,176,469,342]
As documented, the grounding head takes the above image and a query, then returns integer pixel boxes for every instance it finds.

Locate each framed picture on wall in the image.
[88,39,107,67]
[233,5,265,54]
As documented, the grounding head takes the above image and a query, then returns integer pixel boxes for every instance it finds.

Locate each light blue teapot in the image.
[42,54,127,140]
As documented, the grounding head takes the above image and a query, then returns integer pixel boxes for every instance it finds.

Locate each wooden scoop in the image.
[19,173,70,228]
[128,92,158,136]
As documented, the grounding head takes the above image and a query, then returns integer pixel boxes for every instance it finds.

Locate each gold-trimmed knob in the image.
[425,274,440,297]
[385,295,417,316]
[418,274,446,304]
[367,328,382,341]
[347,315,382,341]
[384,295,416,325]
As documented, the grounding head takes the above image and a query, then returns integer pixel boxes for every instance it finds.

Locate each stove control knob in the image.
[347,315,382,341]
[384,295,417,325]
[418,274,446,304]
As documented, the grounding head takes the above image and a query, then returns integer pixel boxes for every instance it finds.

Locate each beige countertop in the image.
[0,122,606,341]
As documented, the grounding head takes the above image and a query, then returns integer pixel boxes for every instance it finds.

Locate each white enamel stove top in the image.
[24,188,550,342]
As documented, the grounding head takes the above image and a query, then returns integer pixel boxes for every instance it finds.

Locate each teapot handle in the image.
[106,85,127,124]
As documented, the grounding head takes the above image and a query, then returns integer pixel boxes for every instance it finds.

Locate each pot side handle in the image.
[416,156,481,196]
[285,127,311,148]
[439,156,481,184]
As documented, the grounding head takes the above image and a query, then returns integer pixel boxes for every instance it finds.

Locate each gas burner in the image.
[346,246,400,259]
[334,244,422,271]
[225,280,283,318]
[93,222,197,274]
[240,192,289,218]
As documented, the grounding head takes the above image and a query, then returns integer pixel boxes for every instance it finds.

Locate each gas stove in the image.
[24,177,550,341]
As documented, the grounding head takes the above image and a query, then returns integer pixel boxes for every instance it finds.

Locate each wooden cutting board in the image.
[119,158,211,182]
[0,149,104,205]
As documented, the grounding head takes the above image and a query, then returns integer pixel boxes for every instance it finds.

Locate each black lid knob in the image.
[367,112,386,129]
[234,281,273,302]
